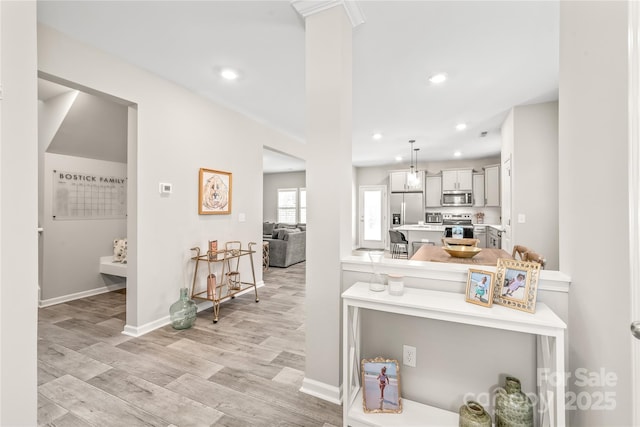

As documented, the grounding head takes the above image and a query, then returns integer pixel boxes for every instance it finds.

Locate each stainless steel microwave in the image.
[442,191,473,207]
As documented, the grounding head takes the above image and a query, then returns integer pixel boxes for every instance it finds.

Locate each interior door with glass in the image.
[359,185,387,249]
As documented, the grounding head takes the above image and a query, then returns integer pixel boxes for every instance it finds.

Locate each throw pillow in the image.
[277,229,288,240]
[113,238,128,263]
[272,228,282,239]
[263,222,275,236]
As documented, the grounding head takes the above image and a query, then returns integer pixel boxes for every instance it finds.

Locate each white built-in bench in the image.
[99,256,127,277]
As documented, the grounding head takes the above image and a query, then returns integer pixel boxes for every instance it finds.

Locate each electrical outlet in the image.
[403,345,416,367]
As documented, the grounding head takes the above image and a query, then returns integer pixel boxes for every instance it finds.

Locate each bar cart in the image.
[190,241,259,323]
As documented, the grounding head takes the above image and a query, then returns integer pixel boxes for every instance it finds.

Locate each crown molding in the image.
[290,0,365,28]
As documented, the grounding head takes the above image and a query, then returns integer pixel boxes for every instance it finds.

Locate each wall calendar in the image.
[52,170,127,220]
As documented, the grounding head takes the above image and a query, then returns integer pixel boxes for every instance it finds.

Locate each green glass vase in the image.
[169,287,197,330]
[459,401,492,427]
[495,376,534,427]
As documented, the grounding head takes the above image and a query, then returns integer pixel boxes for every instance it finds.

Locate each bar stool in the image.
[389,230,409,259]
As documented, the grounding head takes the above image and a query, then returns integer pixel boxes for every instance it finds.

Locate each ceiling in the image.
[37,1,559,173]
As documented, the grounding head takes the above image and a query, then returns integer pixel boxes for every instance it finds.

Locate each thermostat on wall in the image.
[159,183,172,194]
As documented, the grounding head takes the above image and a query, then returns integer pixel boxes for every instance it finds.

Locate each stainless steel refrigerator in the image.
[390,192,424,226]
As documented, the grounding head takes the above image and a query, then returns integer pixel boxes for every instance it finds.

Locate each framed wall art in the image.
[199,168,232,215]
[493,258,541,313]
[361,357,402,414]
[465,269,495,307]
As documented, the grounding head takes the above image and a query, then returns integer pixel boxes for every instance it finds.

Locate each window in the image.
[277,188,306,224]
[277,188,298,223]
[299,188,306,224]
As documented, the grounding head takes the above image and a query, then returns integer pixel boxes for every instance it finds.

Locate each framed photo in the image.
[361,357,402,414]
[199,168,232,215]
[465,269,495,307]
[493,258,541,313]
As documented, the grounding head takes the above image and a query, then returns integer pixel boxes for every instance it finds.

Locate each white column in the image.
[301,4,354,403]
[559,1,631,425]
[0,1,39,424]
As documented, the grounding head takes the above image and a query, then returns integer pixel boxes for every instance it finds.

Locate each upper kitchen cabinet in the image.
[390,170,423,192]
[425,175,442,207]
[473,173,485,207]
[442,169,473,191]
[484,164,500,206]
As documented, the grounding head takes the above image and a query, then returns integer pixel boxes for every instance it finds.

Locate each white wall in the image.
[559,2,631,425]
[38,24,300,333]
[262,171,305,222]
[0,1,39,424]
[506,102,559,270]
[41,154,127,302]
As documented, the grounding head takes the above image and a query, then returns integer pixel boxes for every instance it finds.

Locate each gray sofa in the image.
[263,222,306,268]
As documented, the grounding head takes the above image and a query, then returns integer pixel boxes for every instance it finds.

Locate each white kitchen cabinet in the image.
[484,164,500,206]
[473,173,484,207]
[442,169,473,191]
[390,170,423,192]
[425,175,442,207]
[342,282,567,427]
[487,226,501,249]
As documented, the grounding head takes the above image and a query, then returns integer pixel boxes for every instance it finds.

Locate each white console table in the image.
[342,282,567,427]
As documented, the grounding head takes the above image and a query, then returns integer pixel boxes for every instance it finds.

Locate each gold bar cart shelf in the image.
[190,241,259,323]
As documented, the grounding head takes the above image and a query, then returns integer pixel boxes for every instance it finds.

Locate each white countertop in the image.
[394,223,504,231]
[394,224,445,231]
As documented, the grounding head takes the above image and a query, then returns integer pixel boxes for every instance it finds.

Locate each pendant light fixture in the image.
[406,139,420,187]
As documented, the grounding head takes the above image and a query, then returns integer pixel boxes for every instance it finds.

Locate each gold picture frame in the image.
[493,258,541,313]
[361,357,402,414]
[199,168,232,215]
[465,269,495,308]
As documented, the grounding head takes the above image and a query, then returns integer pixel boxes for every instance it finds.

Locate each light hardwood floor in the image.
[38,262,343,427]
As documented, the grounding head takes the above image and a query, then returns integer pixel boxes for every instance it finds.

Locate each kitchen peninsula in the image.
[410,243,512,266]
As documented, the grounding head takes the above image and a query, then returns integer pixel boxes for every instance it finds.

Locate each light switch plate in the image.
[238,213,246,222]
[159,183,172,194]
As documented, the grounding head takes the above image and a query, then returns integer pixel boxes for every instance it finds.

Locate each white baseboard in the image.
[122,315,171,337]
[300,377,342,405]
[122,280,265,337]
[39,283,126,308]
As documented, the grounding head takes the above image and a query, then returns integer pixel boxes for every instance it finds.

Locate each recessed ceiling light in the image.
[372,133,383,140]
[220,68,239,80]
[428,73,447,84]
[454,151,462,157]
[456,123,467,131]
[395,156,402,162]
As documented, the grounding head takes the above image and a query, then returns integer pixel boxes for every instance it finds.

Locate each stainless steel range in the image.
[442,213,474,238]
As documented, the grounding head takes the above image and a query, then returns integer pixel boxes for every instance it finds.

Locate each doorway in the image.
[37,75,135,330]
[358,185,387,250]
